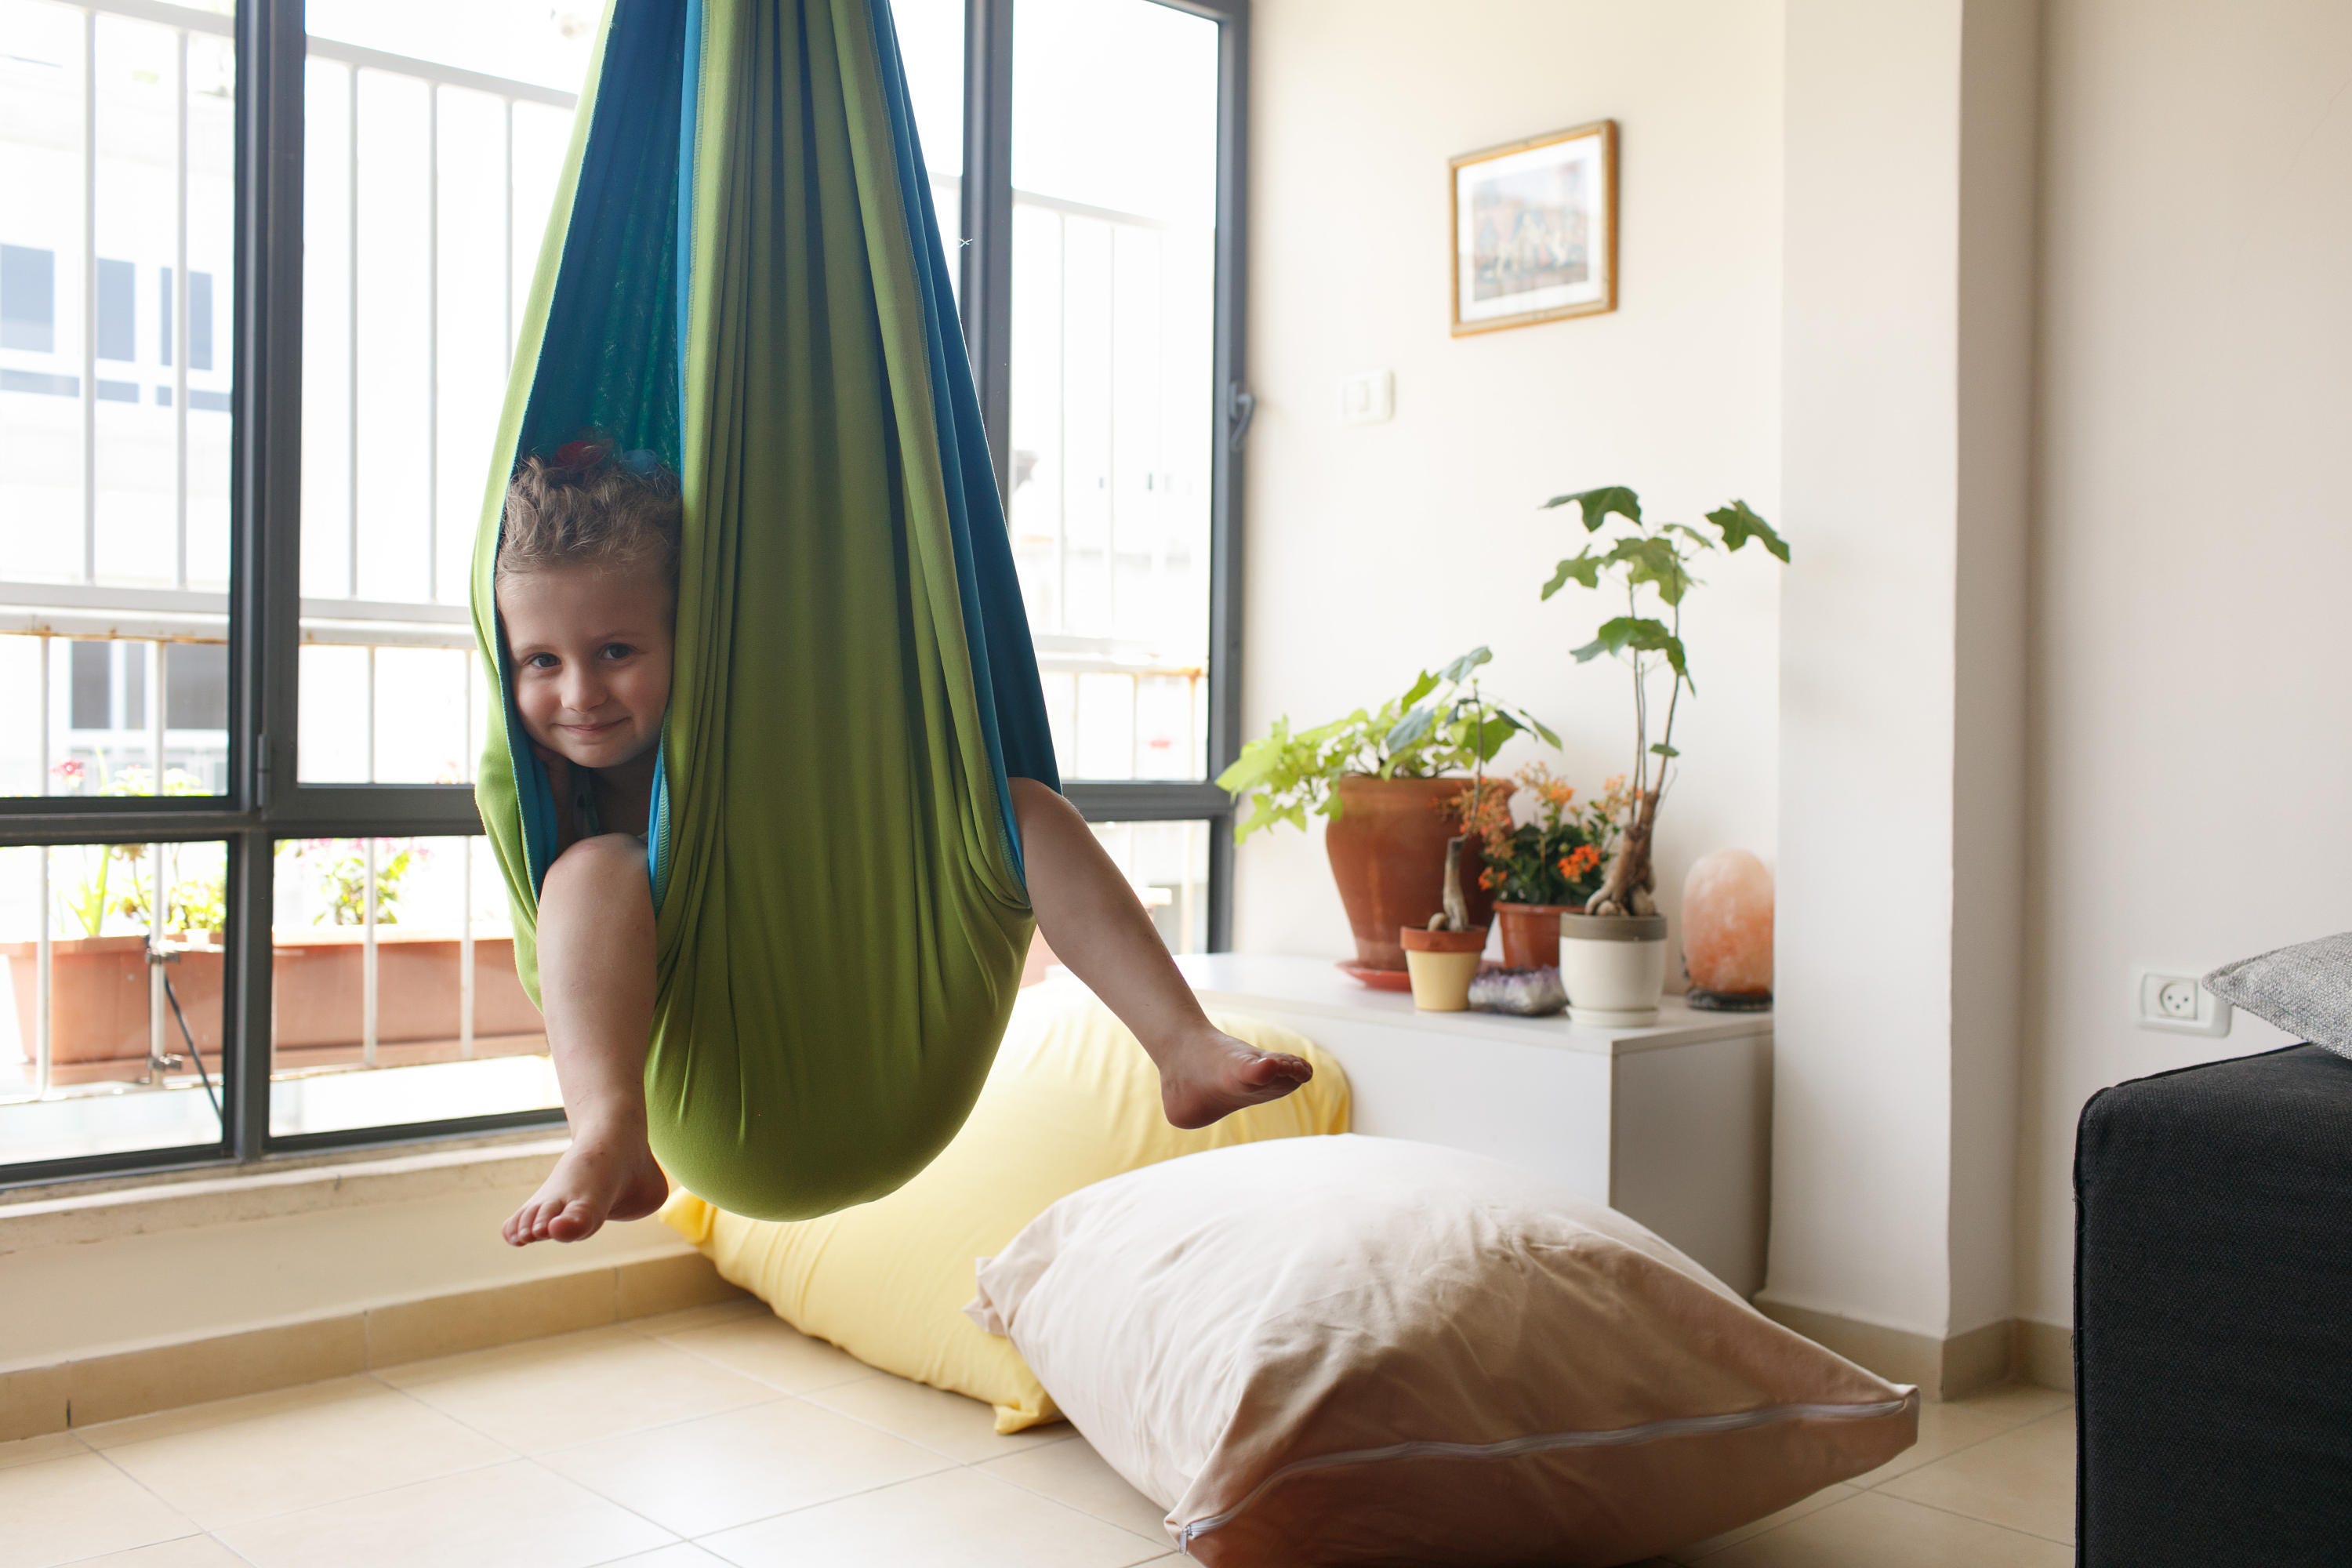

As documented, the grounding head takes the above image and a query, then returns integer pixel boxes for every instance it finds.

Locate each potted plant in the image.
[1537,485,1790,1024]
[1450,763,1630,970]
[1399,840,1486,1011]
[1217,648,1556,975]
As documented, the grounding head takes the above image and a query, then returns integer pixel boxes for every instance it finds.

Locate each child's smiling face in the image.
[498,564,673,771]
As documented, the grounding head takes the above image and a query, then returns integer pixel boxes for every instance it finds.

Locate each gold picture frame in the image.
[1450,119,1618,336]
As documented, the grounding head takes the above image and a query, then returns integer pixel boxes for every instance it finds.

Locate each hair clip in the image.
[617,448,662,475]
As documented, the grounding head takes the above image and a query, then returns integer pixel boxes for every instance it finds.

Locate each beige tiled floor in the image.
[5,1301,2072,1568]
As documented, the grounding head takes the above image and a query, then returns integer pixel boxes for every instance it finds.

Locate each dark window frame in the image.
[962,0,1250,949]
[0,0,1250,1189]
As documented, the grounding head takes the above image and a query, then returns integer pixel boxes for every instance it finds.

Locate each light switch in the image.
[1341,369,1394,425]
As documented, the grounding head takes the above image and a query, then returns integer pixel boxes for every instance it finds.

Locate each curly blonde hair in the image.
[496,437,681,593]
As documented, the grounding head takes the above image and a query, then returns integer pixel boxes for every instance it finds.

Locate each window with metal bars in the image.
[0,0,1250,1189]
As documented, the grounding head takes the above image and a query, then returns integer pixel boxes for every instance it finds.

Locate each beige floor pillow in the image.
[968,1134,1916,1566]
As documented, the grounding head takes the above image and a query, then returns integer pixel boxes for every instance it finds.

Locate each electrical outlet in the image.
[2135,968,2233,1037]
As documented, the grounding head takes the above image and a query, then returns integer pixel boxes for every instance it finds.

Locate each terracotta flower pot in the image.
[1399,925,1490,1012]
[2,931,541,1066]
[1494,902,1572,971]
[1324,775,1508,971]
[0,935,224,1065]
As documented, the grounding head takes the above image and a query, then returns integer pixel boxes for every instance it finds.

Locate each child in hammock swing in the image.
[493,440,1312,1247]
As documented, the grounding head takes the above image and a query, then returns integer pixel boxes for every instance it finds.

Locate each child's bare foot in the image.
[503,1132,670,1246]
[1156,1028,1314,1130]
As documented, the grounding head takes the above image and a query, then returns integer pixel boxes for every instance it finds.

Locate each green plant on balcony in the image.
[49,757,217,938]
[284,839,420,927]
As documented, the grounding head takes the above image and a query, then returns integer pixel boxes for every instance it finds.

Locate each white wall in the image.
[1233,0,1786,971]
[2016,0,2352,1329]
[1769,0,2013,1345]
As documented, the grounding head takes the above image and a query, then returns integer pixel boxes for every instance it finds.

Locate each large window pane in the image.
[269,834,554,1138]
[296,4,587,782]
[0,839,230,1166]
[0,0,236,797]
[1009,0,1218,783]
[891,0,964,304]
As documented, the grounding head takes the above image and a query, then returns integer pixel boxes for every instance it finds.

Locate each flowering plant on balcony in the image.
[1446,762,1629,907]
[281,839,422,927]
[49,757,218,938]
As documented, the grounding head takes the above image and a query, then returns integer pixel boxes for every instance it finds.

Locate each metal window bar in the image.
[147,639,166,1076]
[503,97,515,370]
[82,8,97,586]
[362,837,378,1067]
[35,642,53,1101]
[1055,210,1069,641]
[461,652,476,1058]
[426,82,439,602]
[460,828,476,1061]
[176,28,191,591]
[346,61,359,601]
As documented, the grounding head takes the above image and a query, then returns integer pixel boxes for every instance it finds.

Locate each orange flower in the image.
[1442,779,1519,859]
[1557,844,1602,880]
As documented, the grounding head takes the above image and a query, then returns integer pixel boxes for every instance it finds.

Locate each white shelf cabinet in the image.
[1176,953,1773,1298]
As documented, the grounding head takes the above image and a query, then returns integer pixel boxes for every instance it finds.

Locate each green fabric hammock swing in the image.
[468,0,1058,1221]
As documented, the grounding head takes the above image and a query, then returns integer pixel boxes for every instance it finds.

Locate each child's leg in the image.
[501,834,670,1246]
[1008,778,1312,1127]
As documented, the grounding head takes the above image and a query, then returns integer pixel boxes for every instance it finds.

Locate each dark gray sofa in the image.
[2074,1044,2352,1565]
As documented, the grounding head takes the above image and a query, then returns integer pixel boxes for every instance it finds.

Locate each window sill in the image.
[0,1131,572,1255]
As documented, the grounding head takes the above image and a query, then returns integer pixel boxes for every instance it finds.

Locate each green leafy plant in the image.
[1215,648,1559,842]
[1539,486,1790,915]
[285,839,419,927]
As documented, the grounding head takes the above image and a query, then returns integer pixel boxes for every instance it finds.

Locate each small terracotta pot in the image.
[1325,775,1508,971]
[1399,925,1489,1012]
[1494,902,1572,971]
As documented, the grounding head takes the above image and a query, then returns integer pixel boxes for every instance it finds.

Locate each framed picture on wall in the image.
[1450,119,1617,335]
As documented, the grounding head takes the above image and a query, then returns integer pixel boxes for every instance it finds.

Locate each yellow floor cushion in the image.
[659,982,1350,1432]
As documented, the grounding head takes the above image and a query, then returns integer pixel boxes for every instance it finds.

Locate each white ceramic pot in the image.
[1558,912,1669,1026]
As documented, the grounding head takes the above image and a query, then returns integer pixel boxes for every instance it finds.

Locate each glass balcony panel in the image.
[0,839,230,1167]
[352,68,434,607]
[301,53,355,600]
[371,646,472,784]
[434,85,512,607]
[298,8,585,782]
[2,2,236,797]
[1010,0,1219,783]
[268,834,554,1138]
[1025,818,1209,981]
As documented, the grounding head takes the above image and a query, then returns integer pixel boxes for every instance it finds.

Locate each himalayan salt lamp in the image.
[1682,848,1773,1009]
